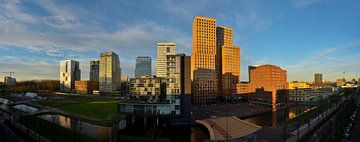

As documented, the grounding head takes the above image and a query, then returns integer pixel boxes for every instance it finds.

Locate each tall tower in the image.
[221,45,240,96]
[157,42,175,78]
[60,60,81,92]
[314,73,323,87]
[99,51,121,94]
[216,26,239,97]
[135,56,152,78]
[191,16,218,106]
[89,60,99,81]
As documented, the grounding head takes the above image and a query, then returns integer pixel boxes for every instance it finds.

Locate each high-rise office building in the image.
[157,42,175,78]
[60,60,81,92]
[99,51,121,94]
[135,56,151,78]
[191,16,218,106]
[221,45,240,96]
[217,26,234,96]
[90,60,99,81]
[314,73,323,87]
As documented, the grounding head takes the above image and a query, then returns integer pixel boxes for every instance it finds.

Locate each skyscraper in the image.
[89,60,99,81]
[216,26,240,97]
[99,51,121,94]
[157,42,175,77]
[314,73,323,87]
[191,16,218,106]
[135,56,151,78]
[221,45,240,96]
[60,60,81,92]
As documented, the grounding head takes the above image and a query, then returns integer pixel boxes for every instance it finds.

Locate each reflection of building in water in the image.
[288,111,296,119]
[98,127,111,142]
[59,115,71,129]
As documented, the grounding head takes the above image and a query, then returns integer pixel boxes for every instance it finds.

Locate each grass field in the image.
[40,96,120,123]
[59,99,119,120]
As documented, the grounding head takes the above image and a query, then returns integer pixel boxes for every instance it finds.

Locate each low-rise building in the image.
[289,88,314,102]
[248,88,288,108]
[75,80,99,94]
[4,76,16,86]
[130,75,166,96]
[289,82,310,89]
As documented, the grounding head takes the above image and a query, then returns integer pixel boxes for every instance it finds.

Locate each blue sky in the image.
[0,0,360,82]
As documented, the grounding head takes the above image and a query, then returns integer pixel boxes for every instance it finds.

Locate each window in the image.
[167,47,170,53]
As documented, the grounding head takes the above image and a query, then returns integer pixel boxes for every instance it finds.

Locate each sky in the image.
[0,0,360,82]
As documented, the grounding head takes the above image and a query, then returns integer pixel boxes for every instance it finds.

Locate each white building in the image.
[60,60,81,92]
[157,42,175,78]
[4,76,16,86]
[99,51,121,94]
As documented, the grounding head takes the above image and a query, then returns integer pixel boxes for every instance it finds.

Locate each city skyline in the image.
[0,0,360,82]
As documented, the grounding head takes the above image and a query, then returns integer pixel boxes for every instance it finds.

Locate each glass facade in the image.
[135,56,151,78]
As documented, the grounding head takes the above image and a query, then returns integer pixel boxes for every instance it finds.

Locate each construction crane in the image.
[1,71,15,77]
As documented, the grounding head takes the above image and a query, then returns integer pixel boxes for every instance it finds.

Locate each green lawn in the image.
[59,100,119,120]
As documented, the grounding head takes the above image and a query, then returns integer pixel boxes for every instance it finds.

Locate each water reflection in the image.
[244,105,314,127]
[13,104,38,113]
[40,114,112,141]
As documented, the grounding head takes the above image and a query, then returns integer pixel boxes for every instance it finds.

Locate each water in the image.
[39,114,112,141]
[13,104,39,113]
[0,98,10,104]
[244,105,315,127]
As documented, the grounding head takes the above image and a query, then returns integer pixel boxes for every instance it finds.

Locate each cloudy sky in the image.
[0,0,359,82]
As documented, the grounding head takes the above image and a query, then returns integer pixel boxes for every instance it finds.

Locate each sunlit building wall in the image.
[59,60,81,92]
[221,45,240,96]
[191,16,218,106]
[217,26,234,96]
[288,82,310,89]
[99,51,121,94]
[157,42,175,78]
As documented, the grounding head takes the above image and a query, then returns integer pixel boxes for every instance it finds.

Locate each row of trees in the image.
[3,80,60,93]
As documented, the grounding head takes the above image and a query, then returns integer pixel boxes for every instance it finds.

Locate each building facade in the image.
[191,16,218,106]
[314,73,323,87]
[4,76,16,86]
[59,60,81,92]
[288,88,314,102]
[221,45,240,96]
[90,60,99,81]
[130,75,166,96]
[75,80,99,94]
[99,51,121,94]
[165,53,191,96]
[157,42,175,78]
[238,65,288,111]
[289,82,310,89]
[135,56,152,78]
[336,78,346,87]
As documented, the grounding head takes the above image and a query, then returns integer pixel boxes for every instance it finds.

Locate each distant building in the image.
[121,76,129,82]
[237,65,288,111]
[289,88,314,102]
[4,76,16,86]
[314,73,323,87]
[99,51,121,95]
[336,78,346,87]
[289,82,310,89]
[75,80,99,94]
[157,42,175,78]
[135,56,151,78]
[59,60,81,92]
[248,88,288,108]
[89,60,99,81]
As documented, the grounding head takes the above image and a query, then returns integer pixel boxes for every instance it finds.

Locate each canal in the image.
[244,105,315,127]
